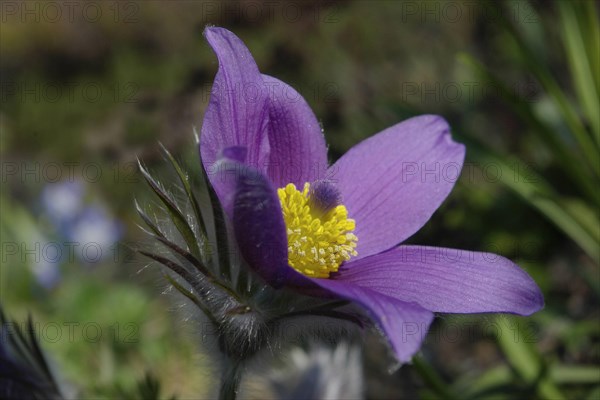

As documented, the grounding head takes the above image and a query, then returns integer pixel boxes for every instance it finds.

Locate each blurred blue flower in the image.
[65,205,123,264]
[31,252,61,289]
[35,181,124,285]
[41,181,83,229]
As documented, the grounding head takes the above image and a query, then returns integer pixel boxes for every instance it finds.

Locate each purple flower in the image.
[200,27,543,363]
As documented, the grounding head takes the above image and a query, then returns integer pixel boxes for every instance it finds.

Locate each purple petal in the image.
[313,279,433,363]
[262,75,328,188]
[337,245,544,316]
[200,27,270,177]
[233,166,289,287]
[212,154,296,287]
[211,149,332,290]
[212,154,435,363]
[327,115,465,259]
[221,146,247,163]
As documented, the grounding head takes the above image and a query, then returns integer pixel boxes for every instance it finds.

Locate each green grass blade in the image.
[557,1,600,143]
[468,144,599,260]
[587,386,600,400]
[560,198,600,245]
[582,1,600,93]
[455,363,600,399]
[487,1,600,176]
[550,364,600,385]
[460,54,600,203]
[455,365,512,399]
[412,356,461,400]
[496,315,564,400]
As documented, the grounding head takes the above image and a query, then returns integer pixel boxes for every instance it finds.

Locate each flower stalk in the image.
[218,357,243,400]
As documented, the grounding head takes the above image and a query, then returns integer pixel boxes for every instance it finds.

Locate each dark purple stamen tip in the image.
[308,180,342,214]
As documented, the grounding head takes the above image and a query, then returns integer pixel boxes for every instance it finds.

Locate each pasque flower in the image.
[200,27,543,363]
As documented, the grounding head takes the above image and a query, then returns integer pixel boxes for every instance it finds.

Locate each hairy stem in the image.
[219,358,243,400]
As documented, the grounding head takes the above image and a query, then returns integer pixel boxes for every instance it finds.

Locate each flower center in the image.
[277,181,358,278]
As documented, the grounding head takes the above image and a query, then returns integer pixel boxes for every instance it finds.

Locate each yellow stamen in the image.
[277,183,358,278]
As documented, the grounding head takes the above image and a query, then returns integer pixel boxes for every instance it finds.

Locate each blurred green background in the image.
[1,0,598,398]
